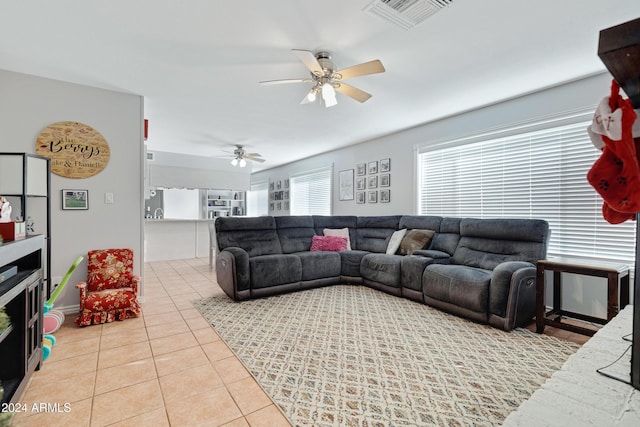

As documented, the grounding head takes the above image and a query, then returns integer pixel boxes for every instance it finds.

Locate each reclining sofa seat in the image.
[422,218,549,331]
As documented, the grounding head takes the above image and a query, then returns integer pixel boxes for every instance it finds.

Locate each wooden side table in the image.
[535,257,630,336]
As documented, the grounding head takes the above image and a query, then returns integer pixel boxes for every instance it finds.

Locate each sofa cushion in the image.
[310,235,348,252]
[423,264,492,314]
[452,218,549,270]
[249,254,302,289]
[398,229,435,255]
[398,215,442,231]
[356,216,401,253]
[216,216,282,257]
[338,250,369,277]
[361,253,403,288]
[430,217,462,255]
[323,228,352,250]
[386,229,407,254]
[296,251,342,280]
[276,216,316,253]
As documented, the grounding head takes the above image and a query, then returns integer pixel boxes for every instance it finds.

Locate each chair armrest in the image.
[216,247,250,300]
[130,275,141,294]
[489,261,535,317]
[75,281,88,304]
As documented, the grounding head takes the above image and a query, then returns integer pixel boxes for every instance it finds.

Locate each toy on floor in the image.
[42,256,83,360]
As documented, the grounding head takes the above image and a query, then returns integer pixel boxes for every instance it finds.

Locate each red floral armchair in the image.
[75,248,141,326]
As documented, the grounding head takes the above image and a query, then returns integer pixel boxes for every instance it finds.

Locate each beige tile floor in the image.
[10,257,589,427]
[12,258,291,427]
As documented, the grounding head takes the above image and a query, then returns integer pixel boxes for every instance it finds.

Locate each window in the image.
[418,118,637,264]
[290,166,332,215]
[247,181,268,217]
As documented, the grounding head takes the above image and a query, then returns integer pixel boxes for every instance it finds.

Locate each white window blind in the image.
[290,166,332,215]
[418,120,637,264]
[247,181,268,217]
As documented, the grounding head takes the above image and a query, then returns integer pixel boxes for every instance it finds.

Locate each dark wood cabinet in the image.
[0,235,44,404]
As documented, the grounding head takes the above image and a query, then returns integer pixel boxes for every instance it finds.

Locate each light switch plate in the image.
[105,192,114,204]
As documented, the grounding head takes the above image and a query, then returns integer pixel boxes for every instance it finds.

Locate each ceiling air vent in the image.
[364,0,453,31]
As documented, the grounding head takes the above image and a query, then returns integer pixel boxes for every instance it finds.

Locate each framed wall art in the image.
[339,169,354,201]
[368,191,378,203]
[380,158,391,172]
[62,189,89,210]
[380,174,390,187]
[356,177,366,190]
[380,189,390,203]
[356,191,365,204]
[368,161,378,175]
[368,175,378,189]
[356,163,366,176]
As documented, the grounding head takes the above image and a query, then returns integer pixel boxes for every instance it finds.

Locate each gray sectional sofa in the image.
[215,215,549,331]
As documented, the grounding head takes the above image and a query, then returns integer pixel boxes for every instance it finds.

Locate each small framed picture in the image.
[62,189,89,210]
[284,179,290,189]
[276,201,282,210]
[284,190,289,200]
[356,163,366,176]
[284,201,290,210]
[356,177,366,190]
[269,202,274,211]
[368,191,378,203]
[356,191,365,204]
[380,158,390,172]
[368,175,378,189]
[380,174,390,187]
[368,161,378,175]
[380,189,390,203]
[276,180,282,190]
[269,182,274,191]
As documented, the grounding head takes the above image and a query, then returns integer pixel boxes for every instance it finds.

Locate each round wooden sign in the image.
[36,121,110,178]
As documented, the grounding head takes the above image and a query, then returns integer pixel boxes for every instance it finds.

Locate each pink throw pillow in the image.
[310,235,348,252]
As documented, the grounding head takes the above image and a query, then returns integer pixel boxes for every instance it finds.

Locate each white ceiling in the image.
[1,1,639,172]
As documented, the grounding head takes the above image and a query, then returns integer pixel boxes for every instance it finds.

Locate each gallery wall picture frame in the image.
[380,189,390,203]
[284,190,289,200]
[339,169,354,201]
[356,191,365,204]
[368,175,378,189]
[269,202,274,211]
[269,182,274,191]
[380,158,391,172]
[356,177,366,190]
[368,161,378,174]
[368,190,378,203]
[62,189,89,210]
[380,174,390,187]
[284,179,290,189]
[276,201,282,210]
[276,180,282,190]
[284,201,290,210]
[356,163,366,176]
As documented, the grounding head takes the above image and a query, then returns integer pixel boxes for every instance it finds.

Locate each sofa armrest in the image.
[411,249,451,260]
[489,261,536,330]
[215,247,250,300]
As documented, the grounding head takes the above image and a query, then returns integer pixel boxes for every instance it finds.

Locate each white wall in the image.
[252,72,634,318]
[0,69,144,311]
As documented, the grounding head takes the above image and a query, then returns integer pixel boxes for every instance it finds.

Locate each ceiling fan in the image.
[260,49,385,107]
[219,144,265,167]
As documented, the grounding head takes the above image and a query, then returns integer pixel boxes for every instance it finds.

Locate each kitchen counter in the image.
[144,218,216,262]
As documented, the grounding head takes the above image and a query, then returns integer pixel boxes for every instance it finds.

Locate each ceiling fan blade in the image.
[245,154,265,163]
[334,83,372,103]
[334,59,385,80]
[292,49,323,75]
[259,78,312,85]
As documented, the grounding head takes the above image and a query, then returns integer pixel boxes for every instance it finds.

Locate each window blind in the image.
[290,166,332,215]
[247,181,268,217]
[418,120,637,264]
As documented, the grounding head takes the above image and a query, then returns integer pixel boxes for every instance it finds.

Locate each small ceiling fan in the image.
[219,144,265,167]
[260,49,385,107]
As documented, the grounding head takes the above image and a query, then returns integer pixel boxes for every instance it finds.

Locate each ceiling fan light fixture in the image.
[322,82,337,107]
[239,158,247,168]
[230,158,238,166]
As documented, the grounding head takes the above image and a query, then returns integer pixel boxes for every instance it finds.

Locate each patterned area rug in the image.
[195,285,579,426]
